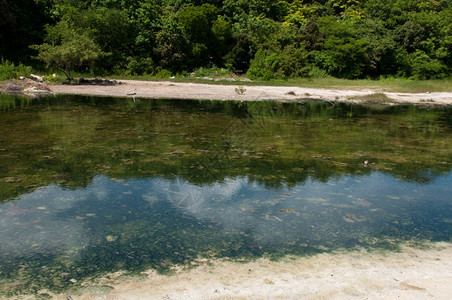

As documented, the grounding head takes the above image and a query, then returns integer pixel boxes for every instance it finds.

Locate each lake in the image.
[1,94,451,296]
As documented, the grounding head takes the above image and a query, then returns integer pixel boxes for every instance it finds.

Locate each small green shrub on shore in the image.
[154,69,173,79]
[0,60,32,81]
[193,66,231,77]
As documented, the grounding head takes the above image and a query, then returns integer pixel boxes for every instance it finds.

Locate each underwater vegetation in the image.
[0,95,451,296]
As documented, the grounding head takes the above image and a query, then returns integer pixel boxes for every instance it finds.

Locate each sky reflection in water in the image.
[2,171,451,264]
[0,95,451,293]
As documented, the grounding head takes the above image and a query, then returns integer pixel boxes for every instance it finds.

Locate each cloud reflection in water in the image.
[1,171,451,262]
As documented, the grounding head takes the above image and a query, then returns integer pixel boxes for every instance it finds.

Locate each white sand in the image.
[23,242,450,300]
[49,80,452,106]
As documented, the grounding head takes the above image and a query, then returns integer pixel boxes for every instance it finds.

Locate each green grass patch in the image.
[107,75,452,93]
[273,77,452,93]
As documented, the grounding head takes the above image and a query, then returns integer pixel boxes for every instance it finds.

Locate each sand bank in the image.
[22,242,450,300]
[49,80,452,106]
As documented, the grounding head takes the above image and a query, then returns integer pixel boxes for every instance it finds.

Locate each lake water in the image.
[1,94,451,295]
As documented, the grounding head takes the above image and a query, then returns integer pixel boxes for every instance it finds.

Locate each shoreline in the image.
[2,78,451,106]
[47,79,452,106]
[17,242,452,300]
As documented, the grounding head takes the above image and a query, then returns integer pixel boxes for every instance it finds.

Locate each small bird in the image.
[66,295,73,300]
[363,160,369,167]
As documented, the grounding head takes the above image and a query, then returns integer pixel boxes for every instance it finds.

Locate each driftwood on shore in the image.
[0,76,124,98]
[77,78,122,86]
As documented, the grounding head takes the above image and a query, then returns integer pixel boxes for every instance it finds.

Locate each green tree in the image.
[211,16,233,65]
[30,21,104,81]
[153,13,189,71]
[408,49,447,79]
[247,45,308,79]
[177,4,217,42]
[62,7,135,74]
[127,0,162,57]
[3,0,449,79]
[175,4,218,67]
[355,19,399,77]
[311,16,369,78]
[283,1,320,27]
[247,22,309,79]
[224,32,254,72]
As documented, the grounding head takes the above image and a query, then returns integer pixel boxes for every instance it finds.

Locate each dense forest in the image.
[1,0,451,80]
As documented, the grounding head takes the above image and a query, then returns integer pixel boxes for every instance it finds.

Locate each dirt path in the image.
[49,79,452,106]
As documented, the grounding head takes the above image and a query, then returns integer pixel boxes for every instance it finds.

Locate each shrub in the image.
[193,66,231,77]
[308,66,329,78]
[0,59,32,81]
[154,69,173,78]
[126,57,155,76]
[247,50,279,80]
[408,50,448,80]
[247,46,309,80]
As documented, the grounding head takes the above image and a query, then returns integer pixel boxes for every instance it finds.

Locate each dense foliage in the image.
[1,0,451,79]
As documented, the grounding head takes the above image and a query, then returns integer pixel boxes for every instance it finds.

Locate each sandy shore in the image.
[49,79,452,106]
[22,242,450,300]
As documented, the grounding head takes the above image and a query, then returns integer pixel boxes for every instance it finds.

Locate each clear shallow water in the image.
[0,95,451,294]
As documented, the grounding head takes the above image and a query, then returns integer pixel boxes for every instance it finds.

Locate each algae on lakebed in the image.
[0,95,451,296]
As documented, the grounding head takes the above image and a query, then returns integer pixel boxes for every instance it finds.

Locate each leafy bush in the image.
[126,57,155,76]
[408,50,448,80]
[247,46,309,80]
[0,59,32,81]
[154,69,172,78]
[223,33,255,73]
[247,50,279,80]
[308,66,329,78]
[42,74,62,83]
[311,17,370,79]
[193,66,231,77]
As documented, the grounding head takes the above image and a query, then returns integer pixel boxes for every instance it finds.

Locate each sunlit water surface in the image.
[0,95,451,294]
